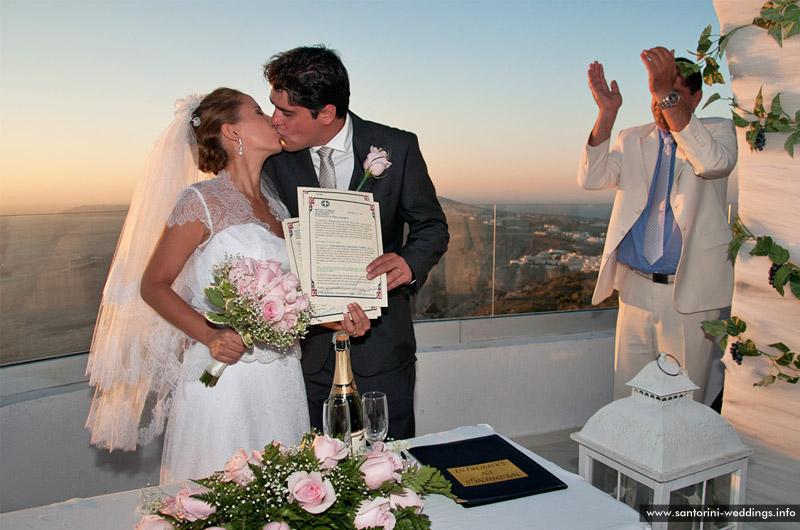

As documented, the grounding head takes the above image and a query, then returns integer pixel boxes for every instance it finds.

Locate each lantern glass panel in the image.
[619,473,654,512]
[590,458,619,497]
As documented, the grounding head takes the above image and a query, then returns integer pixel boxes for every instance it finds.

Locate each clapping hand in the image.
[588,61,622,113]
[640,47,677,99]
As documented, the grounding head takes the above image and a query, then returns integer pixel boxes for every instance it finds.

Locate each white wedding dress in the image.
[159,171,310,484]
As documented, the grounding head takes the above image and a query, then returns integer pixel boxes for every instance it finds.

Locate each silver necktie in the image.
[317,146,336,188]
[643,136,675,265]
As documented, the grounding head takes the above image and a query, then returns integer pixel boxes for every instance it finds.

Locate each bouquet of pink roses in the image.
[135,434,455,530]
[200,256,312,387]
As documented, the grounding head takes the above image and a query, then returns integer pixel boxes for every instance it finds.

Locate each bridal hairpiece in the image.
[174,93,205,124]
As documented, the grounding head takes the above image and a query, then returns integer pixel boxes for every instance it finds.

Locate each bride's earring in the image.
[238,138,243,156]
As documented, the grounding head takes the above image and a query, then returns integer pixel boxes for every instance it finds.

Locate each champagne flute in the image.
[323,397,351,447]
[362,391,388,447]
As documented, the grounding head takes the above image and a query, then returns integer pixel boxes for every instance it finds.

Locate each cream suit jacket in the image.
[578,114,737,314]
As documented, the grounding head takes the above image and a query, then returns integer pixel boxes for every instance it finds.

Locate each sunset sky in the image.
[0,0,732,214]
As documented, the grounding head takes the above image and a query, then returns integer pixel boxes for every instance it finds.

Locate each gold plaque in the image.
[447,459,528,487]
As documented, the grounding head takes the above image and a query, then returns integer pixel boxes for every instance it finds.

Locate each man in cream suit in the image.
[262,46,449,438]
[578,47,737,404]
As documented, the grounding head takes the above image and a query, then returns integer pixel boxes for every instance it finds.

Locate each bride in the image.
[85,88,369,484]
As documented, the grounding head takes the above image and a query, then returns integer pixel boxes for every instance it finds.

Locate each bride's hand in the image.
[207,328,246,364]
[319,303,371,338]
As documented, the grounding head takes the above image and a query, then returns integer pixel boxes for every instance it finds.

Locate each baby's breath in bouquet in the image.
[135,434,455,530]
[200,256,312,387]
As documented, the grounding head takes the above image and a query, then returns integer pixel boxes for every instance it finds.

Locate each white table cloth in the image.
[1,424,649,530]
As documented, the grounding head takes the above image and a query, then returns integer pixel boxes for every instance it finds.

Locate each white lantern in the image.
[571,354,753,530]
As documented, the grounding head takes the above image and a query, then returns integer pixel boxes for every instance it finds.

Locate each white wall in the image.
[0,310,616,513]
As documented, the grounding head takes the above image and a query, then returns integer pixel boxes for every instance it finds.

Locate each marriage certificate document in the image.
[283,188,386,324]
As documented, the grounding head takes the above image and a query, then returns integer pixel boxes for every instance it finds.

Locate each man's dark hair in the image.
[263,45,350,119]
[676,57,702,94]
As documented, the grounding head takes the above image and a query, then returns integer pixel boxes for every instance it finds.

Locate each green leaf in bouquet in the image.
[750,235,774,256]
[204,286,226,309]
[205,311,230,325]
[240,331,254,348]
[726,316,747,337]
[702,319,728,337]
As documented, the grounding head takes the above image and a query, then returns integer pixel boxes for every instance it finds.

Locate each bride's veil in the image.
[85,95,204,451]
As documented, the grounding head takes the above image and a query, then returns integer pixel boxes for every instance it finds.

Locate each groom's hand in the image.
[366,253,412,291]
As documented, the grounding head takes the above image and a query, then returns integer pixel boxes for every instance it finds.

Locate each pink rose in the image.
[287,471,337,514]
[277,312,298,333]
[389,488,424,514]
[260,296,286,322]
[354,497,396,530]
[175,483,216,521]
[360,445,403,489]
[363,146,392,177]
[263,523,292,530]
[270,440,291,457]
[312,434,349,469]
[254,260,283,293]
[134,515,175,530]
[229,258,259,296]
[222,448,256,485]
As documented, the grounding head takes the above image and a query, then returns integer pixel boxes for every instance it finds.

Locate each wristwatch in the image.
[658,91,681,110]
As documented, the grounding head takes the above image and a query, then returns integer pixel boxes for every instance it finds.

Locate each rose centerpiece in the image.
[136,433,455,530]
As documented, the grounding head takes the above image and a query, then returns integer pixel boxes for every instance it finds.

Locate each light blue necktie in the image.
[643,136,675,265]
[317,146,336,188]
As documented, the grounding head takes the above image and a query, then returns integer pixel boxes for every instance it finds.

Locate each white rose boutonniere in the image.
[356,146,392,191]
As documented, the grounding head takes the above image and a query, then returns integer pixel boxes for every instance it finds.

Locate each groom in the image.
[261,45,449,439]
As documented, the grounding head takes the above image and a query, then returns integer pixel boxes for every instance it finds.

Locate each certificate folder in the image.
[408,434,567,507]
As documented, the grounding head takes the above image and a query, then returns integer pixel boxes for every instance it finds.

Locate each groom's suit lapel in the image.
[287,150,318,189]
[349,113,371,191]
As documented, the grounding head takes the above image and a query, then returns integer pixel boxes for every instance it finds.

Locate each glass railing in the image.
[0,202,618,366]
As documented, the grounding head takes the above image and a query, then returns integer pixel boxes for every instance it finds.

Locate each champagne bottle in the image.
[329,330,366,454]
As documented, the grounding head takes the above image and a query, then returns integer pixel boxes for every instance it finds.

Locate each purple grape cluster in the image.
[730,341,744,365]
[768,262,781,286]
[754,127,766,151]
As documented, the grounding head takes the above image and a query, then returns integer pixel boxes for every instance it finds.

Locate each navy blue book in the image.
[408,434,568,507]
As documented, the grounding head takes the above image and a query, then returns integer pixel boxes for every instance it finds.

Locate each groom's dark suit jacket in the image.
[263,113,449,378]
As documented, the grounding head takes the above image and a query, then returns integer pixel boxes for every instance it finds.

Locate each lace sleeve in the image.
[167,186,212,230]
[262,176,290,221]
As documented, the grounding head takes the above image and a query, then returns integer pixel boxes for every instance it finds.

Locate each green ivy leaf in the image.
[773,263,793,295]
[784,127,800,157]
[754,87,766,118]
[702,57,725,85]
[784,5,800,39]
[776,373,799,383]
[727,316,748,336]
[769,22,785,45]
[703,92,722,110]
[702,319,728,336]
[718,31,733,54]
[750,235,774,256]
[740,339,760,356]
[731,111,752,128]
[678,61,702,78]
[697,24,713,54]
[769,243,790,265]
[775,352,794,366]
[768,342,791,354]
[719,335,729,352]
[770,93,784,116]
[728,233,746,262]
[754,374,776,387]
[789,273,800,299]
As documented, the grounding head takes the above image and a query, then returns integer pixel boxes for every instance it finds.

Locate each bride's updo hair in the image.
[193,88,245,174]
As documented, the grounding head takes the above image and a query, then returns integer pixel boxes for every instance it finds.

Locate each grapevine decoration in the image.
[702,219,799,386]
[677,0,800,155]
